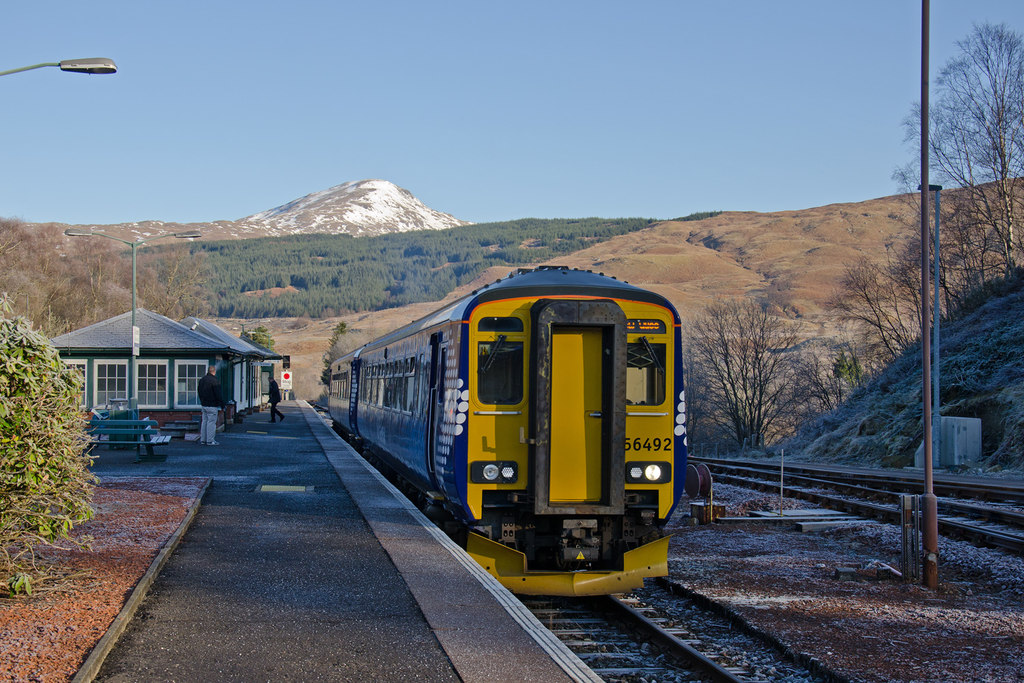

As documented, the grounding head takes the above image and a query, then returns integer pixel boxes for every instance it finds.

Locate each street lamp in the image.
[919,0,939,590]
[0,58,118,78]
[64,229,201,410]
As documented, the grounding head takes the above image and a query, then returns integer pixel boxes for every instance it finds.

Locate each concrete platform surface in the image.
[89,401,597,683]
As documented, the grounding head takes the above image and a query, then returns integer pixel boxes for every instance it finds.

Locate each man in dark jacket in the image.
[197,365,224,446]
[268,376,285,422]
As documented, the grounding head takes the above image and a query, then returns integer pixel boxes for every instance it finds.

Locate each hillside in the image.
[194,217,657,317]
[237,193,918,400]
[786,276,1024,472]
[547,194,913,330]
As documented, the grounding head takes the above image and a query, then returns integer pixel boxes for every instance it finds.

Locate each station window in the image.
[64,359,87,409]
[175,361,207,407]
[477,336,523,405]
[626,340,666,406]
[137,361,169,408]
[95,361,128,408]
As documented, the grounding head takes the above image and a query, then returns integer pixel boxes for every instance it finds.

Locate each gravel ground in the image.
[666,483,1024,682]
[0,477,205,683]
[3,478,1022,682]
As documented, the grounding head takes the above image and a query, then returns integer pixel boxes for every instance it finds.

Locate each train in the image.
[327,266,687,595]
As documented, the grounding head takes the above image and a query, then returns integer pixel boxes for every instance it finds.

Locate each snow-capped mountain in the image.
[58,180,470,242]
[240,180,469,236]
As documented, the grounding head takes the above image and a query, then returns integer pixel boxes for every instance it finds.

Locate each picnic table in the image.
[87,418,171,462]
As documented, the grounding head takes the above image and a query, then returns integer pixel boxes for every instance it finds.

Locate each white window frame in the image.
[136,359,170,409]
[94,360,129,408]
[175,360,209,409]
[64,358,88,409]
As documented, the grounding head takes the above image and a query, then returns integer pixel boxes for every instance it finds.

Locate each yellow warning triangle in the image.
[575,551,585,560]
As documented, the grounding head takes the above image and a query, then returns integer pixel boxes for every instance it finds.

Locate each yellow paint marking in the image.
[259,485,309,493]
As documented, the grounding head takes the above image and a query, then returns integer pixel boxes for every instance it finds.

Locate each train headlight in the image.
[626,461,671,484]
[471,461,519,484]
[644,464,662,481]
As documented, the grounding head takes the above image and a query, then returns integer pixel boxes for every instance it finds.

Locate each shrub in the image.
[0,297,95,595]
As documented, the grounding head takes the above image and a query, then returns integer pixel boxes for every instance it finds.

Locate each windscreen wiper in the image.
[479,334,507,374]
[640,336,664,372]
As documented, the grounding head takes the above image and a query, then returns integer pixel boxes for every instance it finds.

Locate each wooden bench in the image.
[87,418,172,462]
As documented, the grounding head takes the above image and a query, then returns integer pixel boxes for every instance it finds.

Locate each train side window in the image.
[477,337,523,405]
[406,358,416,413]
[418,354,428,415]
[626,340,666,405]
[478,317,523,333]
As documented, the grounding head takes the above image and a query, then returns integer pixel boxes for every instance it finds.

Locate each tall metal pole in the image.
[933,186,942,470]
[920,0,939,590]
[130,243,138,413]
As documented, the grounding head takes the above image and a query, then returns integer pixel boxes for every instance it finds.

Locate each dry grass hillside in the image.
[227,193,915,401]
[548,194,913,329]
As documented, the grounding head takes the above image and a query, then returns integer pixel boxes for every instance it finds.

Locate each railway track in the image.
[524,585,826,683]
[691,456,1024,554]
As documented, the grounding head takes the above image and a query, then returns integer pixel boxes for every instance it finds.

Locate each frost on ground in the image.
[0,478,205,683]
[667,483,1024,682]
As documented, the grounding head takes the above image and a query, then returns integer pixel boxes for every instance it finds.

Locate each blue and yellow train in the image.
[328,266,687,595]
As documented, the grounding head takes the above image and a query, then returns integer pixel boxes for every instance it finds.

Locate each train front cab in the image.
[463,294,684,595]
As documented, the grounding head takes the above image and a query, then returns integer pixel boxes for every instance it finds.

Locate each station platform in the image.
[88,401,599,682]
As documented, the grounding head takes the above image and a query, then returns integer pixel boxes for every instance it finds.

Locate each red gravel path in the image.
[0,478,206,683]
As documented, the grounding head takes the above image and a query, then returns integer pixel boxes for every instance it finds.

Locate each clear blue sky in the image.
[3,1,1023,226]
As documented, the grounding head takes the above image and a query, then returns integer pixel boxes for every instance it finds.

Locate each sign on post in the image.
[280,371,293,390]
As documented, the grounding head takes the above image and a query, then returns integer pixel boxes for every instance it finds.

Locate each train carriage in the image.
[329,266,687,595]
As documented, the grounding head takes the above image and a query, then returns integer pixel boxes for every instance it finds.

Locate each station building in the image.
[51,309,280,426]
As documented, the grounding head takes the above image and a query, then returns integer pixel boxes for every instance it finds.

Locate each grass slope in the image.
[788,278,1024,471]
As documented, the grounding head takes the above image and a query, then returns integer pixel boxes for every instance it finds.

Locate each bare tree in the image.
[934,23,1024,274]
[790,338,865,419]
[937,189,1011,314]
[828,240,923,364]
[137,246,210,319]
[687,299,799,449]
[897,23,1024,280]
[0,217,210,335]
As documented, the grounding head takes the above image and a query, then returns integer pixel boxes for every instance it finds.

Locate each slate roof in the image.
[180,316,281,360]
[51,309,275,360]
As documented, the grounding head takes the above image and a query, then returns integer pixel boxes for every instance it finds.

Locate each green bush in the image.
[0,298,96,595]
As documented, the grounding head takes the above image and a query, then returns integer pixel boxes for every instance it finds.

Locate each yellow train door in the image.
[531,298,626,516]
[549,326,603,503]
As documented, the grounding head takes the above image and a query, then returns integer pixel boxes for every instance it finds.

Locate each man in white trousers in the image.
[197,364,224,446]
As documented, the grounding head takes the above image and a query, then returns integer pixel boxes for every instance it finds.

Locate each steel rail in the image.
[600,595,746,682]
[691,457,1024,503]
[703,465,1024,527]
[710,471,1024,554]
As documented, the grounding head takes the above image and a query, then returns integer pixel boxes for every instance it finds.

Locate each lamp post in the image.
[0,58,117,78]
[930,185,942,475]
[919,0,939,590]
[64,229,201,410]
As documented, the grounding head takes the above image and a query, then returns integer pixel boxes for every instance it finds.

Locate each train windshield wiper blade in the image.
[479,334,506,374]
[640,336,664,372]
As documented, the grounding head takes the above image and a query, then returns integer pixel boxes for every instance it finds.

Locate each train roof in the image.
[341,267,678,360]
